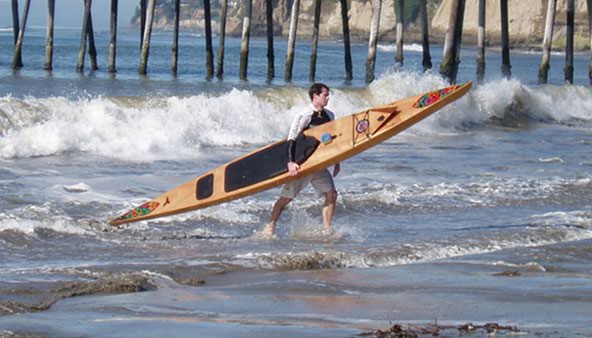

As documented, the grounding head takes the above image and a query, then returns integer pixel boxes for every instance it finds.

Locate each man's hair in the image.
[308,83,330,101]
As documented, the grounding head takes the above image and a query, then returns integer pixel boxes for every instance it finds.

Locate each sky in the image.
[0,0,139,31]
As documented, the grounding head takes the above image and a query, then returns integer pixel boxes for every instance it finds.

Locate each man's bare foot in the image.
[320,227,334,236]
[252,225,276,239]
[320,227,343,239]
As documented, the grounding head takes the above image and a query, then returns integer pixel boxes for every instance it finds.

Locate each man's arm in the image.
[288,161,300,176]
[286,112,312,176]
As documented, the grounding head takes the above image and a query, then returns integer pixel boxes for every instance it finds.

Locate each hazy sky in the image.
[0,0,139,31]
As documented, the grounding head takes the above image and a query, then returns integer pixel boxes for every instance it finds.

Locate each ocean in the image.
[1,26,592,337]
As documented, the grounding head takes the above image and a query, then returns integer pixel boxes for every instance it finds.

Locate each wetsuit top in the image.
[287,107,335,162]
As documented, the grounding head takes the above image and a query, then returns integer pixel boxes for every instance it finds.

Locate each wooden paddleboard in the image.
[110,82,472,226]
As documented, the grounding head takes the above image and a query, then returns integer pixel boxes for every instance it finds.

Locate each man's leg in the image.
[322,189,338,230]
[265,197,292,235]
[264,179,305,236]
[310,169,337,231]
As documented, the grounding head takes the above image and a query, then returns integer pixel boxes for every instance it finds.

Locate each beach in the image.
[2,239,592,336]
[1,26,592,337]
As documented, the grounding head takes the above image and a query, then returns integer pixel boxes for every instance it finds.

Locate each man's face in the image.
[313,88,330,108]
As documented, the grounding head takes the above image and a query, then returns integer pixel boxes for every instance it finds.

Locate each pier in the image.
[4,0,592,84]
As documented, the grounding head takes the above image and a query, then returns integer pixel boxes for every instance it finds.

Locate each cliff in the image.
[432,0,591,48]
[134,0,591,50]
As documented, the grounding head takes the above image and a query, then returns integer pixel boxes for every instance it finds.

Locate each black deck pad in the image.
[196,174,214,200]
[224,134,320,192]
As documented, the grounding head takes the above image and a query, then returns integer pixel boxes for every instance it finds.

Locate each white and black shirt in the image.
[287,107,335,162]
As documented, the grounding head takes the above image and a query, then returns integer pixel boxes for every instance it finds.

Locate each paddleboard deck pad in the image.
[110,82,472,226]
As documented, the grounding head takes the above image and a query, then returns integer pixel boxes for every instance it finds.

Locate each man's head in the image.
[309,83,330,109]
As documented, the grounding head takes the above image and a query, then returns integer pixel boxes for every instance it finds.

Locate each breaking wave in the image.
[1,72,591,160]
[235,222,592,270]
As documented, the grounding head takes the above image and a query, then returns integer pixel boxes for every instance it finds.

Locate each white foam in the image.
[369,70,449,105]
[342,176,581,209]
[146,197,264,226]
[1,75,591,161]
[63,182,91,193]
[232,222,592,270]
[530,210,592,228]
[0,214,93,237]
[390,227,590,267]
[539,157,564,164]
[377,43,424,53]
[488,260,547,272]
[0,90,289,161]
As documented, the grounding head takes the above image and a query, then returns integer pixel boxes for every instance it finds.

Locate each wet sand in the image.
[1,239,591,337]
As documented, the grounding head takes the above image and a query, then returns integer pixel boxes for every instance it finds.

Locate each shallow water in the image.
[1,27,592,336]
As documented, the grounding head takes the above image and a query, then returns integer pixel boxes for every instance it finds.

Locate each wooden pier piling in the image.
[340,0,353,80]
[172,0,180,75]
[439,0,464,83]
[140,0,146,48]
[395,0,404,67]
[44,0,56,71]
[266,0,275,80]
[11,0,19,46]
[476,0,486,81]
[12,0,30,69]
[239,0,253,80]
[204,0,214,79]
[76,0,91,72]
[365,0,382,83]
[216,0,228,79]
[500,0,511,78]
[108,0,118,73]
[138,0,156,75]
[5,0,592,86]
[419,0,432,72]
[87,12,98,71]
[538,0,556,84]
[309,0,322,81]
[285,0,301,82]
[454,0,466,60]
[564,0,575,84]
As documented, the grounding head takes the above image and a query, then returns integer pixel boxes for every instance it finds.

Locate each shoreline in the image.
[1,240,591,337]
[1,322,524,338]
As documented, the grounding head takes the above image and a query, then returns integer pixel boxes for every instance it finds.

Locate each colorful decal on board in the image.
[413,85,459,108]
[356,119,370,133]
[321,133,333,145]
[115,201,160,222]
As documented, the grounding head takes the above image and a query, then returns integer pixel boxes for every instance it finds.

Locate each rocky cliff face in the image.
[153,0,400,41]
[140,0,591,49]
[432,0,590,47]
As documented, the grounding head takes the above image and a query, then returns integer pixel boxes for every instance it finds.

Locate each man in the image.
[262,83,340,237]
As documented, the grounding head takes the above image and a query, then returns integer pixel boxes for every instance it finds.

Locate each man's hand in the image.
[287,162,300,176]
[333,163,341,177]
